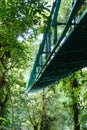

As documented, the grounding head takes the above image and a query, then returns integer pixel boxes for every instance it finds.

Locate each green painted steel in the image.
[26,0,86,92]
[52,0,61,27]
[54,0,84,47]
[26,0,59,92]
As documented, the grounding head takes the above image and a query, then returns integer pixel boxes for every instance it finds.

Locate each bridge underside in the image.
[28,9,87,92]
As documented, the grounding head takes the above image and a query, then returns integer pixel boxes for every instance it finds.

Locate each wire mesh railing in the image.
[26,0,86,92]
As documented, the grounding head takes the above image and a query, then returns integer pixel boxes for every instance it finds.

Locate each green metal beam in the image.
[26,0,86,92]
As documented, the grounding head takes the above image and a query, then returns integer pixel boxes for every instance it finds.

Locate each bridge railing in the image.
[26,0,86,92]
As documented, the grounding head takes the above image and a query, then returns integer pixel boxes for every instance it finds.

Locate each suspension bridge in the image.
[26,0,87,92]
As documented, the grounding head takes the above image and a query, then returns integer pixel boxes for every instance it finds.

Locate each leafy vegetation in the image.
[0,0,50,129]
[0,0,87,130]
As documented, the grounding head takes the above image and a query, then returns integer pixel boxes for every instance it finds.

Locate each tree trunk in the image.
[73,103,80,130]
[0,93,8,129]
[33,125,38,130]
[8,86,14,130]
[40,89,45,130]
[0,94,8,117]
[70,78,80,130]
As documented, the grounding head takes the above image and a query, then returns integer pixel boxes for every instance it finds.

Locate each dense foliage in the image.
[0,0,50,129]
[0,0,87,130]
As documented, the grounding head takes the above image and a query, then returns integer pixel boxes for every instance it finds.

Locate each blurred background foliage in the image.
[0,0,87,130]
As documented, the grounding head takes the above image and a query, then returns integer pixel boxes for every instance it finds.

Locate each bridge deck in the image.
[28,9,87,92]
[26,0,87,92]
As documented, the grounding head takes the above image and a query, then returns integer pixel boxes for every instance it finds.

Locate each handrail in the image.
[26,0,58,91]
[26,0,85,92]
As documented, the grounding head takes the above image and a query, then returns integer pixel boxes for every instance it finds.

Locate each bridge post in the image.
[52,0,62,45]
[53,25,57,45]
[45,31,51,59]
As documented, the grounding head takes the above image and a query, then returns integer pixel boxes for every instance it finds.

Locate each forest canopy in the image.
[0,0,87,130]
